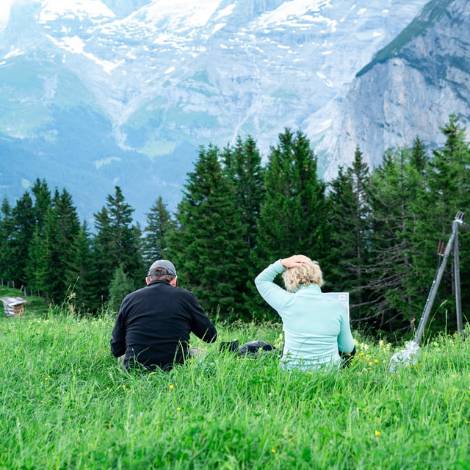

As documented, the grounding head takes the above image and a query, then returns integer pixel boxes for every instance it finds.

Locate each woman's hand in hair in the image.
[280,255,311,269]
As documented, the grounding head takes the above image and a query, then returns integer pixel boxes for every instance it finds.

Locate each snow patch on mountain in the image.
[127,0,222,31]
[3,47,24,60]
[213,4,236,21]
[39,0,114,22]
[47,35,123,74]
[257,0,331,26]
[0,0,18,29]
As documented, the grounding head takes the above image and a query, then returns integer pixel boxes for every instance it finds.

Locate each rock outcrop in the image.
[319,0,470,178]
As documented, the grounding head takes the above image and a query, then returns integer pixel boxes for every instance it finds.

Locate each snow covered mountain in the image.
[319,0,470,177]
[0,0,428,220]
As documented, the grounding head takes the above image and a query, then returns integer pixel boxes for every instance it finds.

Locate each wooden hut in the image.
[1,297,27,317]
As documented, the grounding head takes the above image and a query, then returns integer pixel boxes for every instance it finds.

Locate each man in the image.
[110,260,217,371]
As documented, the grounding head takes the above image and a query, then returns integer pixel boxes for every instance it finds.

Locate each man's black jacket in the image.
[110,281,217,371]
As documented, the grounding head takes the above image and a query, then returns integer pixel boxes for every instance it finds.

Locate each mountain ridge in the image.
[321,0,470,177]
[356,0,453,77]
[0,0,429,221]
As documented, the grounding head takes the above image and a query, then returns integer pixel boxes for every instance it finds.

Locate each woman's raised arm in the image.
[255,260,293,312]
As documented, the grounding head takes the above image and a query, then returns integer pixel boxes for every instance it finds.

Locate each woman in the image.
[255,255,355,371]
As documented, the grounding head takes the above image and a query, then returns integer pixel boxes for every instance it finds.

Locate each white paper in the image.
[323,292,350,317]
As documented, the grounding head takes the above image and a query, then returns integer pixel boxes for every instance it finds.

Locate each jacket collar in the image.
[298,284,322,294]
[147,280,171,287]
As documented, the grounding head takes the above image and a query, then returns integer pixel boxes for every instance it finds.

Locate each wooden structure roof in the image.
[1,297,27,316]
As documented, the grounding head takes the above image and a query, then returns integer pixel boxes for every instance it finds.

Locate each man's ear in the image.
[145,276,151,286]
[170,277,177,287]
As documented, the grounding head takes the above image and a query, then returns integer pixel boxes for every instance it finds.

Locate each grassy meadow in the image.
[0,288,469,469]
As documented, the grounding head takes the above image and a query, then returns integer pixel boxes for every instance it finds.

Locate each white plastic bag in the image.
[389,340,420,372]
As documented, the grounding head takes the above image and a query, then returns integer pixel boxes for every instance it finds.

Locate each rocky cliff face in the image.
[0,0,428,219]
[320,0,470,177]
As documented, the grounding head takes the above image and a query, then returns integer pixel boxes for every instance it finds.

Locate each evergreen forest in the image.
[1,117,468,336]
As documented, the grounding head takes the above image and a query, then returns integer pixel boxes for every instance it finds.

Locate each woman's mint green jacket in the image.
[255,260,355,370]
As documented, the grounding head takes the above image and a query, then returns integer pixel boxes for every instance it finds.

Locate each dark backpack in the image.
[219,340,275,356]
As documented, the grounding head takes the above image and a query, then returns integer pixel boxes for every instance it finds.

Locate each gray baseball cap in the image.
[147,259,177,277]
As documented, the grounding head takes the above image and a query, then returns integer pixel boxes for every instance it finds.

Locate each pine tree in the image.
[142,196,174,266]
[223,136,264,249]
[69,223,94,312]
[57,190,81,299]
[257,129,327,261]
[428,116,469,230]
[9,192,35,285]
[327,147,371,318]
[38,205,61,300]
[31,179,51,229]
[89,187,144,309]
[347,147,371,303]
[24,180,53,294]
[106,186,144,284]
[410,137,427,174]
[108,265,135,312]
[38,190,81,302]
[89,207,114,310]
[252,129,328,318]
[168,145,248,317]
[0,199,13,281]
[416,116,470,330]
[367,148,427,331]
[26,226,49,294]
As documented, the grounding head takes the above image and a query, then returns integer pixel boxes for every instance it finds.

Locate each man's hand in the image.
[280,255,311,269]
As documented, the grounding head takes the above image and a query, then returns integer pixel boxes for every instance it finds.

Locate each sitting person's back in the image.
[111,260,217,371]
[255,255,354,370]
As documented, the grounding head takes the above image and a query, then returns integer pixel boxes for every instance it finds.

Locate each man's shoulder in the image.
[123,284,166,303]
[128,285,148,297]
[120,287,143,304]
[173,286,197,301]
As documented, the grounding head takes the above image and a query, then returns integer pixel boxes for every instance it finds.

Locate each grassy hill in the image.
[0,310,468,469]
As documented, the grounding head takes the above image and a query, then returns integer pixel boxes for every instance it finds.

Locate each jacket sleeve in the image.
[186,293,217,343]
[255,260,293,313]
[338,304,355,353]
[110,298,129,357]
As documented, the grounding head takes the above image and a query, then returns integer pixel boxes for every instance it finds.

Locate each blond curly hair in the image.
[282,259,324,292]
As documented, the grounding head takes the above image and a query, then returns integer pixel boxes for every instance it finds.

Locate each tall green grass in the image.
[0,303,469,468]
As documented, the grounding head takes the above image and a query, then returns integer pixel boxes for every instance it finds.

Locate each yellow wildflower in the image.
[375,430,382,438]
[169,383,175,391]
[271,448,276,454]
